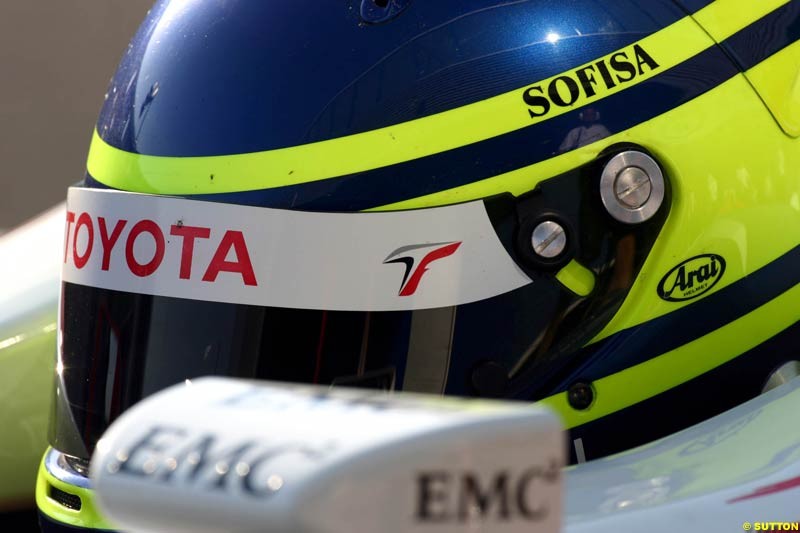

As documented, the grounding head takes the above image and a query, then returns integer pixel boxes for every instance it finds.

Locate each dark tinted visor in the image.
[51,279,569,459]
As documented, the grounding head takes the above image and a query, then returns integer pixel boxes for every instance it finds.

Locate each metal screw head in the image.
[600,151,665,224]
[568,382,594,410]
[531,220,566,258]
[614,166,652,208]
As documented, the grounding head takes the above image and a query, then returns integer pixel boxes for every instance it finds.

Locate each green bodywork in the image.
[0,309,54,511]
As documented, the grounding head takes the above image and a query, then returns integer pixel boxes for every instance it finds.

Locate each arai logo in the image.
[657,254,726,302]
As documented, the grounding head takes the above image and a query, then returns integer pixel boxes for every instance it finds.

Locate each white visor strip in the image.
[62,187,532,311]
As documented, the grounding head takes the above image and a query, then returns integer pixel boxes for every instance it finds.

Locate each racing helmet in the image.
[50,0,800,471]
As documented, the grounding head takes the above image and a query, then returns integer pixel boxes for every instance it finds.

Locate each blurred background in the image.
[0,1,152,526]
[0,0,153,232]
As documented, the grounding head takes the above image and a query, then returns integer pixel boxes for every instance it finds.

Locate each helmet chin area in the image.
[36,447,113,531]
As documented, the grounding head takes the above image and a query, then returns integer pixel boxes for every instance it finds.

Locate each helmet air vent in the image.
[360,0,411,24]
[48,486,82,511]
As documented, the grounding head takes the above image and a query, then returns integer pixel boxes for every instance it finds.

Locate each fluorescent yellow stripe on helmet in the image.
[744,39,800,138]
[384,58,800,429]
[87,15,712,196]
[587,74,800,342]
[540,280,800,430]
[693,0,792,42]
[381,69,800,337]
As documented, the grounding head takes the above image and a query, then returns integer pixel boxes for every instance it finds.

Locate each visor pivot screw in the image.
[568,382,594,410]
[600,150,665,224]
[615,167,651,209]
[531,220,567,259]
